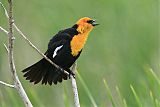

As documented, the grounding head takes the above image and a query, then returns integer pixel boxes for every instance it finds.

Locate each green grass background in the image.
[0,0,159,107]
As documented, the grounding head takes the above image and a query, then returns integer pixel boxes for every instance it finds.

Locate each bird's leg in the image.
[66,68,75,79]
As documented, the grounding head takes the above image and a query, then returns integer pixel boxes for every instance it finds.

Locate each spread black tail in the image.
[22,59,68,85]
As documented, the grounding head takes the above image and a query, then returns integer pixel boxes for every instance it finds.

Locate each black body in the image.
[22,25,81,85]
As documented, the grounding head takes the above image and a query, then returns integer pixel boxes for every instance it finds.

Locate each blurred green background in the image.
[0,0,159,107]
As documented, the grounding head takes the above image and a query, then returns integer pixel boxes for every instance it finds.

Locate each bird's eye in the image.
[87,20,95,24]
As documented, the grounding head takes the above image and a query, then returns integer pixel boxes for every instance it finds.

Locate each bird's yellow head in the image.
[76,17,99,34]
[70,17,99,56]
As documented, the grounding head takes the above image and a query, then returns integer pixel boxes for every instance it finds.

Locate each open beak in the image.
[91,20,99,26]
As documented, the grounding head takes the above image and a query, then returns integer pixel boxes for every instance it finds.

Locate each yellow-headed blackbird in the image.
[22,17,99,85]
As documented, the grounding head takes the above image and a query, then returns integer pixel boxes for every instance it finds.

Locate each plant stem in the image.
[8,0,33,106]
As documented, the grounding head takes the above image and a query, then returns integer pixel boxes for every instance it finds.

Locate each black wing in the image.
[48,27,78,49]
[46,33,72,59]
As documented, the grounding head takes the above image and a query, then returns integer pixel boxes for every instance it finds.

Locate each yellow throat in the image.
[70,29,92,56]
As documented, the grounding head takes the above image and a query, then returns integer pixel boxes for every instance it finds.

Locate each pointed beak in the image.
[91,20,99,26]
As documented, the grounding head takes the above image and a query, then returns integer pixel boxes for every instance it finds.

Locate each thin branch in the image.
[1,45,15,89]
[70,63,80,107]
[0,26,8,34]
[3,43,9,52]
[0,1,69,75]
[0,1,9,18]
[3,43,16,89]
[7,0,33,107]
[0,80,15,88]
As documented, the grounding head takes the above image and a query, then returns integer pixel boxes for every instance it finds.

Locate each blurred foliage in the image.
[0,0,159,107]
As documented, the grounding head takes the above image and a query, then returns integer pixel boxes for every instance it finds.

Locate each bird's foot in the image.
[66,69,75,79]
[69,71,75,79]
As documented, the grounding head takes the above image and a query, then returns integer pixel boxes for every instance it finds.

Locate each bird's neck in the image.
[70,31,91,56]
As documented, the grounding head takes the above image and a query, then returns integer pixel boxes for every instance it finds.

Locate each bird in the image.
[22,17,99,85]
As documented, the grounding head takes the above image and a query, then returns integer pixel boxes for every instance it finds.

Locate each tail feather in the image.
[41,65,53,85]
[24,59,44,82]
[29,67,43,83]
[52,70,60,84]
[47,70,55,85]
[34,67,46,84]
[31,62,47,83]
[29,67,42,82]
[57,75,63,82]
[22,58,68,85]
[42,70,49,85]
